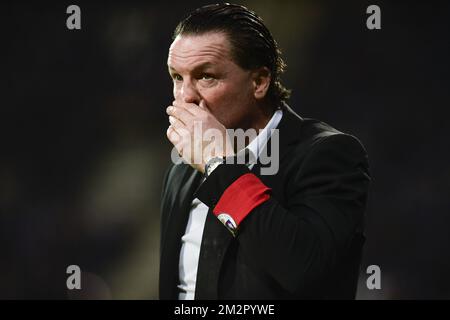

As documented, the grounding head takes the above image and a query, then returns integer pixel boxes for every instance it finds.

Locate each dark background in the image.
[3,0,450,299]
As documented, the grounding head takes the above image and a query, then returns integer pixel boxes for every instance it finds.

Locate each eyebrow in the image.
[168,62,216,74]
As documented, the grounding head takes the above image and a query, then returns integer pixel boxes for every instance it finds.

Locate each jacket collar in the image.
[159,165,202,299]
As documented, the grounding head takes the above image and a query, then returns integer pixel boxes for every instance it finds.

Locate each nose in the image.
[179,79,201,104]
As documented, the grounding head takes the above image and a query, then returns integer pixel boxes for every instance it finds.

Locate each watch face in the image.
[207,157,223,176]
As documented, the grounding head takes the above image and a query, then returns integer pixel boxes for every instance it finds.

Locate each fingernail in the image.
[166,106,173,113]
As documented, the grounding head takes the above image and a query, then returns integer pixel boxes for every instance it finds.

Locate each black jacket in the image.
[159,105,370,299]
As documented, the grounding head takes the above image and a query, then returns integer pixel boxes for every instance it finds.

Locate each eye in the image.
[200,74,214,81]
[171,74,183,81]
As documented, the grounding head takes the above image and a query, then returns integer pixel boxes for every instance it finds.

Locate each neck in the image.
[233,101,275,151]
[249,101,275,131]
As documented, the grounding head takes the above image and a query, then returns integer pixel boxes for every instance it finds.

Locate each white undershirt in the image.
[177,109,283,300]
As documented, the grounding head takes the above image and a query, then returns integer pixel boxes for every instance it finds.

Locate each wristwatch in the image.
[204,156,225,178]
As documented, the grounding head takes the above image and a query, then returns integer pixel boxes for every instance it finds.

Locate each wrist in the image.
[204,156,225,178]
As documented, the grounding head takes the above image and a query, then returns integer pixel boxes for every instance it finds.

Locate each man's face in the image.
[167,32,256,129]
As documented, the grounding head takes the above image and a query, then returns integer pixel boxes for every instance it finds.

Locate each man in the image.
[160,3,370,299]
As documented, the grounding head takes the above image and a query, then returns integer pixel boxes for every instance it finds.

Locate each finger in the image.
[167,105,195,124]
[169,115,185,129]
[166,125,180,145]
[172,100,196,116]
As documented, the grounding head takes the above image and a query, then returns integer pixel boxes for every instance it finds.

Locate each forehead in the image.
[167,32,233,71]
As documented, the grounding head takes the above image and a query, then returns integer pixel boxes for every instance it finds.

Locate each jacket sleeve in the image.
[194,133,371,293]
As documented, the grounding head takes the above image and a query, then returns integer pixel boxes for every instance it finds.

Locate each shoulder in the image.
[279,106,369,170]
[300,118,368,158]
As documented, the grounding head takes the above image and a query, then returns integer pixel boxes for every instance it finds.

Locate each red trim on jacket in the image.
[212,173,271,228]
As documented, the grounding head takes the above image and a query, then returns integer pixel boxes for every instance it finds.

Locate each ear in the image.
[252,67,271,100]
